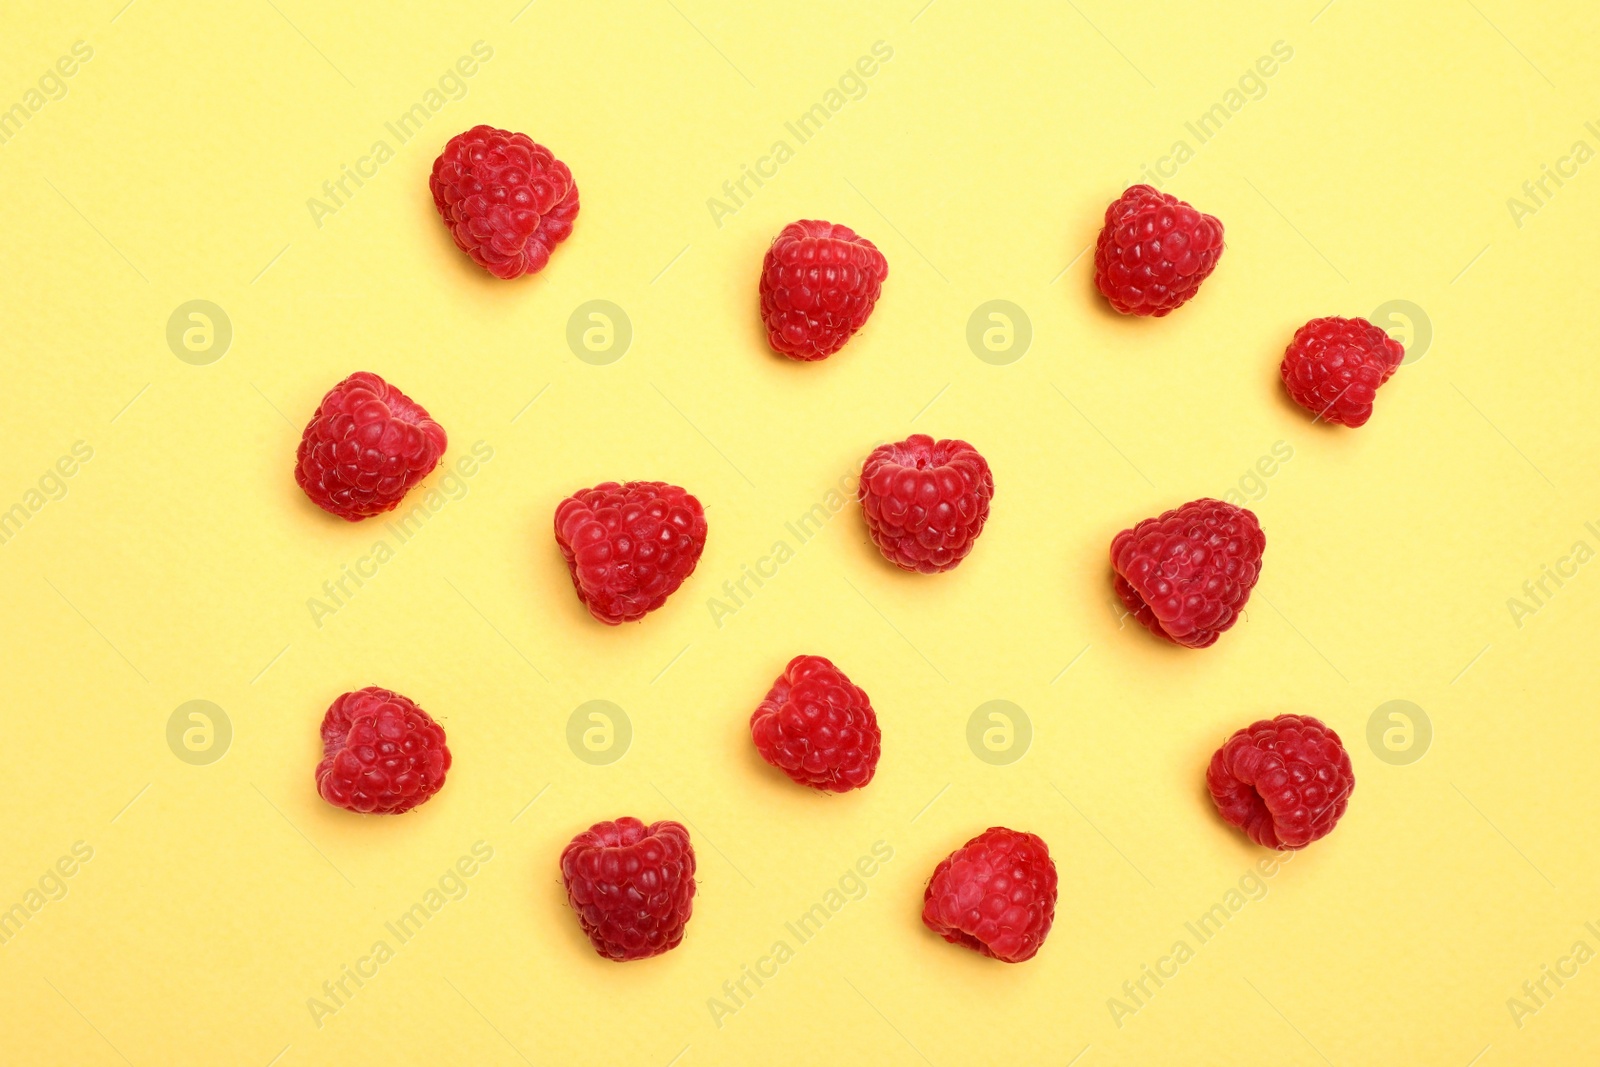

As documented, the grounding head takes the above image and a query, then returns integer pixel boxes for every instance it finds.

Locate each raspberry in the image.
[859,435,994,574]
[1280,316,1405,427]
[1111,498,1265,649]
[922,827,1058,963]
[295,372,447,522]
[315,687,451,815]
[759,220,888,360]
[1093,184,1224,316]
[1207,714,1355,850]
[554,481,707,624]
[429,125,578,280]
[560,817,696,961]
[750,656,881,792]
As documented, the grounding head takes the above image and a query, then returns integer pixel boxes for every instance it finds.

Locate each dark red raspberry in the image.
[922,827,1058,963]
[750,656,881,792]
[295,372,447,522]
[554,481,707,624]
[315,687,451,814]
[1111,498,1264,649]
[859,435,994,574]
[1093,184,1224,316]
[560,817,696,961]
[429,125,578,280]
[759,220,888,360]
[1280,316,1405,427]
[1207,714,1355,850]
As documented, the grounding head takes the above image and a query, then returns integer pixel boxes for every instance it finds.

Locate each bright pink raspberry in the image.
[315,687,451,815]
[1093,184,1224,316]
[1280,316,1405,427]
[859,435,994,574]
[429,125,578,279]
[922,827,1058,963]
[1207,714,1355,849]
[1111,498,1265,649]
[759,220,888,360]
[295,372,447,522]
[560,817,696,961]
[750,655,881,792]
[553,481,707,624]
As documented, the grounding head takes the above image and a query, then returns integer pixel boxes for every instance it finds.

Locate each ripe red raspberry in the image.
[429,125,578,280]
[554,481,707,624]
[922,827,1057,963]
[295,372,447,522]
[859,435,994,574]
[560,817,696,961]
[1207,714,1355,850]
[759,220,888,360]
[315,687,451,815]
[1093,184,1224,316]
[750,655,881,792]
[1111,498,1265,649]
[1280,316,1405,427]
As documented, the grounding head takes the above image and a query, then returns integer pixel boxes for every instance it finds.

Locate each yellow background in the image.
[3,0,1598,1063]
